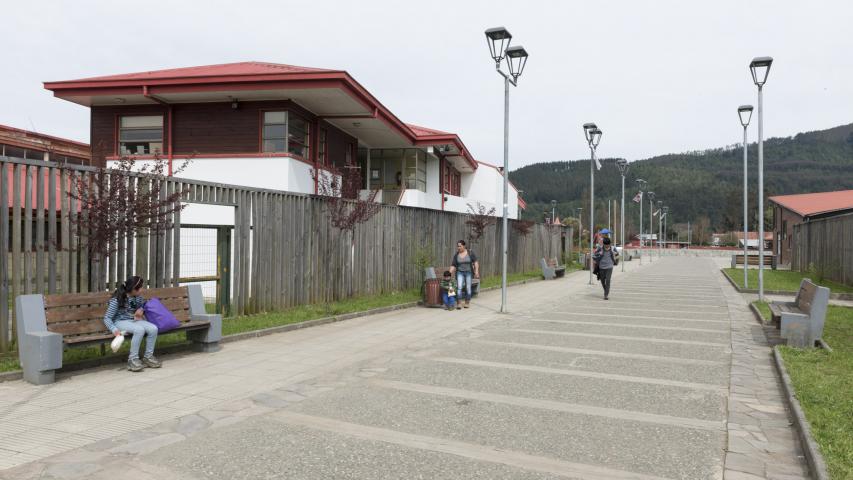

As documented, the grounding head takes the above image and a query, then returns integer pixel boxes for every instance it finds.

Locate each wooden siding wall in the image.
[0,156,562,352]
[91,100,358,166]
[791,213,853,287]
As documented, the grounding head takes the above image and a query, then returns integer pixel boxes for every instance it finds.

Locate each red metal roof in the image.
[47,61,336,84]
[45,62,479,170]
[768,189,853,218]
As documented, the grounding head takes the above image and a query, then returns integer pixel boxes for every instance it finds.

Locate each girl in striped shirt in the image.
[103,276,161,372]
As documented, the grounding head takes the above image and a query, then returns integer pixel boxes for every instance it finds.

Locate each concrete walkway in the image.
[0,258,810,479]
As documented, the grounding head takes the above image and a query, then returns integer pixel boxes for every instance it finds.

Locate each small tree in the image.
[512,219,535,236]
[465,202,497,245]
[311,165,381,295]
[64,154,191,258]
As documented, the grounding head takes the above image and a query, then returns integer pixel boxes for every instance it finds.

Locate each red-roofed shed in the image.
[769,189,853,265]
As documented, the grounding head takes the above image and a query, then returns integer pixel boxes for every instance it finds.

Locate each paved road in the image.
[0,258,810,479]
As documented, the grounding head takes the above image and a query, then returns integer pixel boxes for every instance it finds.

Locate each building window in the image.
[443,163,461,196]
[288,114,309,158]
[119,116,163,155]
[318,129,327,165]
[404,149,426,192]
[262,111,310,159]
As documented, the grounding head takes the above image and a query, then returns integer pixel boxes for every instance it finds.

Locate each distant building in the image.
[0,124,90,165]
[769,189,853,265]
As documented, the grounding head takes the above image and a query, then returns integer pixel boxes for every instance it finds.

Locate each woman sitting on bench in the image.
[103,276,162,372]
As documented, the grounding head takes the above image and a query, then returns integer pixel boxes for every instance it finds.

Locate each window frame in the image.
[260,110,311,160]
[117,114,164,156]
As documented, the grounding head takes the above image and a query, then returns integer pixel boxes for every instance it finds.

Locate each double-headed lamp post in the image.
[647,191,655,261]
[738,104,754,289]
[485,26,529,313]
[749,56,772,302]
[551,200,557,224]
[662,206,669,252]
[616,160,628,272]
[636,179,646,265]
[657,200,664,256]
[583,123,603,285]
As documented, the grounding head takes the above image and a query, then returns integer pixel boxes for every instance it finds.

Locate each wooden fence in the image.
[0,156,564,352]
[791,213,853,286]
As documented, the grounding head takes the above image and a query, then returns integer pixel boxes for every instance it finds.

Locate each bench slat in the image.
[62,320,210,345]
[44,287,190,308]
[45,297,190,324]
[48,310,192,336]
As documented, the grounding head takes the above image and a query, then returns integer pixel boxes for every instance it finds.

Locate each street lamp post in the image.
[616,160,628,272]
[663,206,669,253]
[636,179,646,264]
[738,105,754,288]
[647,191,655,261]
[575,207,583,261]
[485,27,529,313]
[583,123,603,285]
[657,201,663,257]
[749,56,772,302]
[551,200,557,224]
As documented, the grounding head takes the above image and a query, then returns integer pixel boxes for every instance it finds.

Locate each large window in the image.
[404,149,426,192]
[443,163,461,196]
[119,115,163,155]
[262,111,310,159]
[318,129,327,165]
[368,148,427,192]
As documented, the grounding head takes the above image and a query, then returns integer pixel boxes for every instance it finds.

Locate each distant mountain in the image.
[510,123,853,239]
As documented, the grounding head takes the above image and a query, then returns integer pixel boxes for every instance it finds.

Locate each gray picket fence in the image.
[791,213,853,286]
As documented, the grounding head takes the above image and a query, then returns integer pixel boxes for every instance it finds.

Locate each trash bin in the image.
[423,278,442,307]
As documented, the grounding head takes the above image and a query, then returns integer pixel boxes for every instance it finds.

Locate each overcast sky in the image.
[3,0,851,168]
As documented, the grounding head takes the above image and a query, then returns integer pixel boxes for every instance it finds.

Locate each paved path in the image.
[0,258,810,479]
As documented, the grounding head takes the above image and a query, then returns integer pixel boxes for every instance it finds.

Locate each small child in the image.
[440,271,458,311]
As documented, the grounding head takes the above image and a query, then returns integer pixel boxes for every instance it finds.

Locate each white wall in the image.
[457,164,519,219]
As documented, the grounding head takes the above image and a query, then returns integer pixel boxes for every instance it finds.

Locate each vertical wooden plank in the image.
[124,175,135,280]
[250,192,260,313]
[78,172,89,293]
[47,167,57,293]
[0,163,9,351]
[135,178,149,284]
[233,190,242,315]
[61,169,71,293]
[35,166,46,294]
[164,181,173,288]
[172,182,181,287]
[69,170,79,293]
[23,165,33,294]
[12,164,22,309]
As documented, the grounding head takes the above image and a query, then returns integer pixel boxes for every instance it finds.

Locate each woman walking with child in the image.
[450,240,479,309]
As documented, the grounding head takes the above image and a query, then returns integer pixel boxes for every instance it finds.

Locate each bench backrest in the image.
[547,258,560,267]
[44,287,192,340]
[795,280,818,314]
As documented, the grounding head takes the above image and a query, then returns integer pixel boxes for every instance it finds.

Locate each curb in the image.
[721,269,853,300]
[0,277,546,382]
[772,346,830,480]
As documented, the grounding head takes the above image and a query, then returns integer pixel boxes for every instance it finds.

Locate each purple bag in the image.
[143,298,181,332]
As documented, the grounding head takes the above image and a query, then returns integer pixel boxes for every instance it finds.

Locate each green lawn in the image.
[0,270,544,374]
[755,301,853,478]
[725,268,853,294]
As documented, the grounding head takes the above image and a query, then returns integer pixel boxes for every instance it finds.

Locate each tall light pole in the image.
[551,200,557,224]
[583,123,603,285]
[657,201,663,257]
[636,179,646,263]
[616,160,628,272]
[575,207,583,261]
[663,206,669,252]
[738,104,754,288]
[647,191,655,261]
[750,56,772,302]
[485,27,529,313]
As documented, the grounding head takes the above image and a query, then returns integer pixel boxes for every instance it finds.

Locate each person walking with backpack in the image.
[592,237,619,300]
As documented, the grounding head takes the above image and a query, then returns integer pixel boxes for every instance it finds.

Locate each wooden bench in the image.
[15,285,222,385]
[769,278,830,348]
[731,254,777,269]
[541,257,566,280]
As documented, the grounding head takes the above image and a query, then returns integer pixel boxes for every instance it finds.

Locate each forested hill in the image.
[510,122,853,233]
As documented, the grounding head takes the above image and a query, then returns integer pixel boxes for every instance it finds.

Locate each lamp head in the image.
[636,178,646,190]
[590,128,603,148]
[505,45,529,81]
[737,105,754,127]
[616,159,628,175]
[583,123,597,142]
[749,56,773,87]
[647,191,655,201]
[485,27,512,66]
[657,200,663,208]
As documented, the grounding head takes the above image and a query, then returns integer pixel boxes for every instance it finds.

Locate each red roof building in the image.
[1,124,90,165]
[44,61,522,219]
[769,189,853,265]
